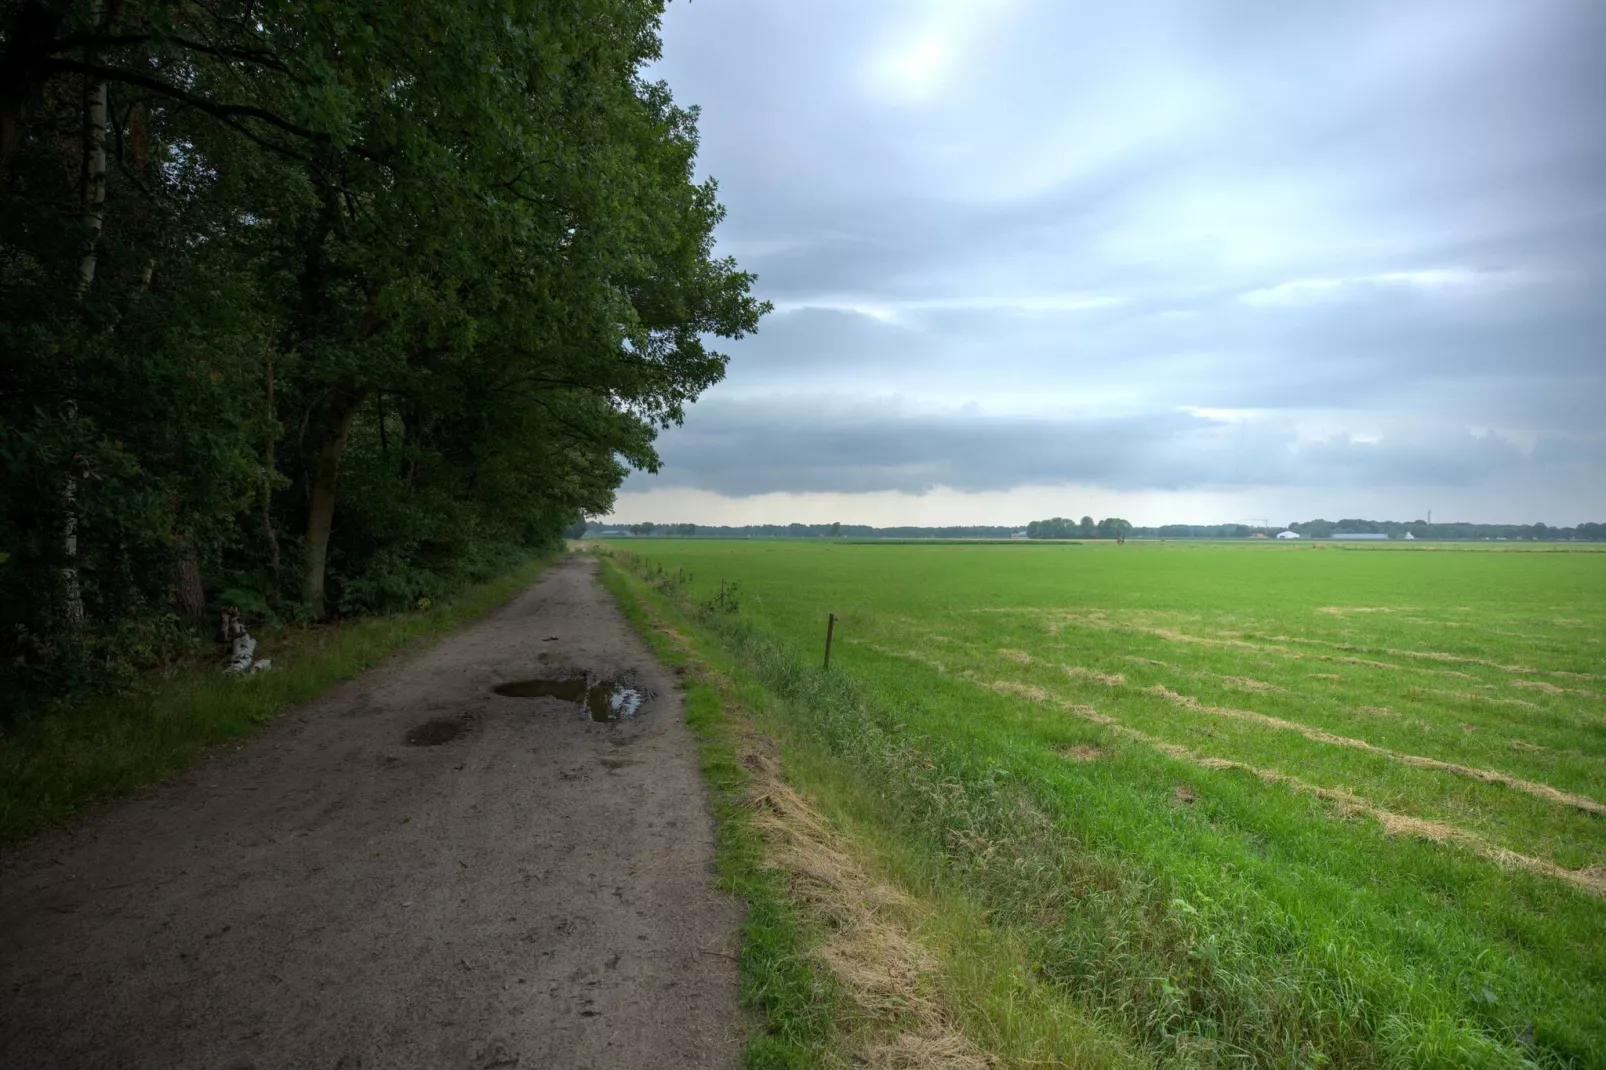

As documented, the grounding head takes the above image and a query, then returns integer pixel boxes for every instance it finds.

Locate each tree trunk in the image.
[60,458,84,627]
[172,533,206,620]
[59,15,110,628]
[301,390,366,618]
[261,341,281,593]
[74,39,108,299]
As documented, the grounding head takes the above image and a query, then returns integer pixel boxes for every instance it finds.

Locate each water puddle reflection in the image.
[493,675,647,722]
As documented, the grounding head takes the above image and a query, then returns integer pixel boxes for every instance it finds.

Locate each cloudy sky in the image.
[609,0,1606,527]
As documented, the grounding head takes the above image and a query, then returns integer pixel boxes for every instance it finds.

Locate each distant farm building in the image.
[1251,533,1269,539]
[1276,531,1300,539]
[1331,533,1389,541]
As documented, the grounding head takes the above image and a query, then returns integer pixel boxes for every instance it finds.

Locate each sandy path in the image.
[0,555,742,1069]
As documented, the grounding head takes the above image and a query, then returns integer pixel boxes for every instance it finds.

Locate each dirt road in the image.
[0,555,743,1069]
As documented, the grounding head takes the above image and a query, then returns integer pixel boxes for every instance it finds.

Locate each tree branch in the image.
[52,34,294,76]
[46,58,382,163]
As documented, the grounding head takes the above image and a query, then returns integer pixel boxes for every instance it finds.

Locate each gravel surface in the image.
[1,555,742,1069]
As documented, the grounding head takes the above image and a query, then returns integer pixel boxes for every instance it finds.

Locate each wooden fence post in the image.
[823,613,837,669]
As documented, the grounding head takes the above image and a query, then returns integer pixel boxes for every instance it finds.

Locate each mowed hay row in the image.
[609,538,1606,1066]
[901,624,1606,811]
[998,657,1606,867]
[968,663,1606,897]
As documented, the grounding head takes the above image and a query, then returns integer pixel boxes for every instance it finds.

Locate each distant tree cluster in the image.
[625,522,696,536]
[1026,517,1132,540]
[1,1,766,711]
[1144,524,1261,539]
[1284,519,1605,541]
[593,522,1022,539]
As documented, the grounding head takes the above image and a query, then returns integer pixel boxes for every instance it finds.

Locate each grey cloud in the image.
[633,398,1602,497]
[648,0,1606,510]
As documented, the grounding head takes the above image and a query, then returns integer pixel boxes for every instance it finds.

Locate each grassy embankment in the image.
[0,555,552,844]
[601,539,1606,1069]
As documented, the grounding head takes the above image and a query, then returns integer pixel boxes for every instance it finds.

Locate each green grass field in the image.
[606,539,1606,1068]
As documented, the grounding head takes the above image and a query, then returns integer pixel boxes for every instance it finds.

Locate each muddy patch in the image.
[493,675,649,722]
[406,715,472,746]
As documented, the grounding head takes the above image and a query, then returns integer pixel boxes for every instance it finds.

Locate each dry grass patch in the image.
[996,648,1033,665]
[1061,744,1106,762]
[1063,665,1126,686]
[1513,680,1601,698]
[745,747,993,1068]
[1428,689,1542,711]
[989,680,1051,702]
[1317,606,1405,615]
[1318,654,1406,671]
[1218,675,1284,692]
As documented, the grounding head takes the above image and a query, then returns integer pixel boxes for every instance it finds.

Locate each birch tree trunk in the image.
[60,21,110,628]
[75,72,107,299]
[262,346,281,592]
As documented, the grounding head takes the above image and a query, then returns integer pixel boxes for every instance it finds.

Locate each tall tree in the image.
[1,0,765,705]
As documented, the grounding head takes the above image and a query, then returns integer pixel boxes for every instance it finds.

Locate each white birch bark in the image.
[74,74,107,299]
[61,13,109,627]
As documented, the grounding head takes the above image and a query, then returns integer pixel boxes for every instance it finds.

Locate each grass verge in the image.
[598,557,844,1068]
[0,555,553,845]
[599,551,1143,1069]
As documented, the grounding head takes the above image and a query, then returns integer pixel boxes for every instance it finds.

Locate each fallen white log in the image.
[221,606,272,674]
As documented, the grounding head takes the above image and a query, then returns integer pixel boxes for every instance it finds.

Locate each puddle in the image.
[406,717,469,746]
[494,677,588,701]
[493,675,648,722]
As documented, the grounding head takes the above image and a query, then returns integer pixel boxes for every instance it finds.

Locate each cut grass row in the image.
[864,635,1605,871]
[604,540,1606,1067]
[0,555,553,845]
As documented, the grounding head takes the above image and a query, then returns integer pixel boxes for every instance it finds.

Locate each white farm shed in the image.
[1276,531,1301,539]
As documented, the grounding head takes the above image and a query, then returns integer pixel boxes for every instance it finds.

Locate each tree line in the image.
[0,1,766,711]
[586,522,1026,539]
[1025,516,1132,540]
[1284,519,1605,541]
[584,517,1606,542]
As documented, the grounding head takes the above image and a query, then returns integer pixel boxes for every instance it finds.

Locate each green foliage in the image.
[1027,515,1130,539]
[0,0,765,712]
